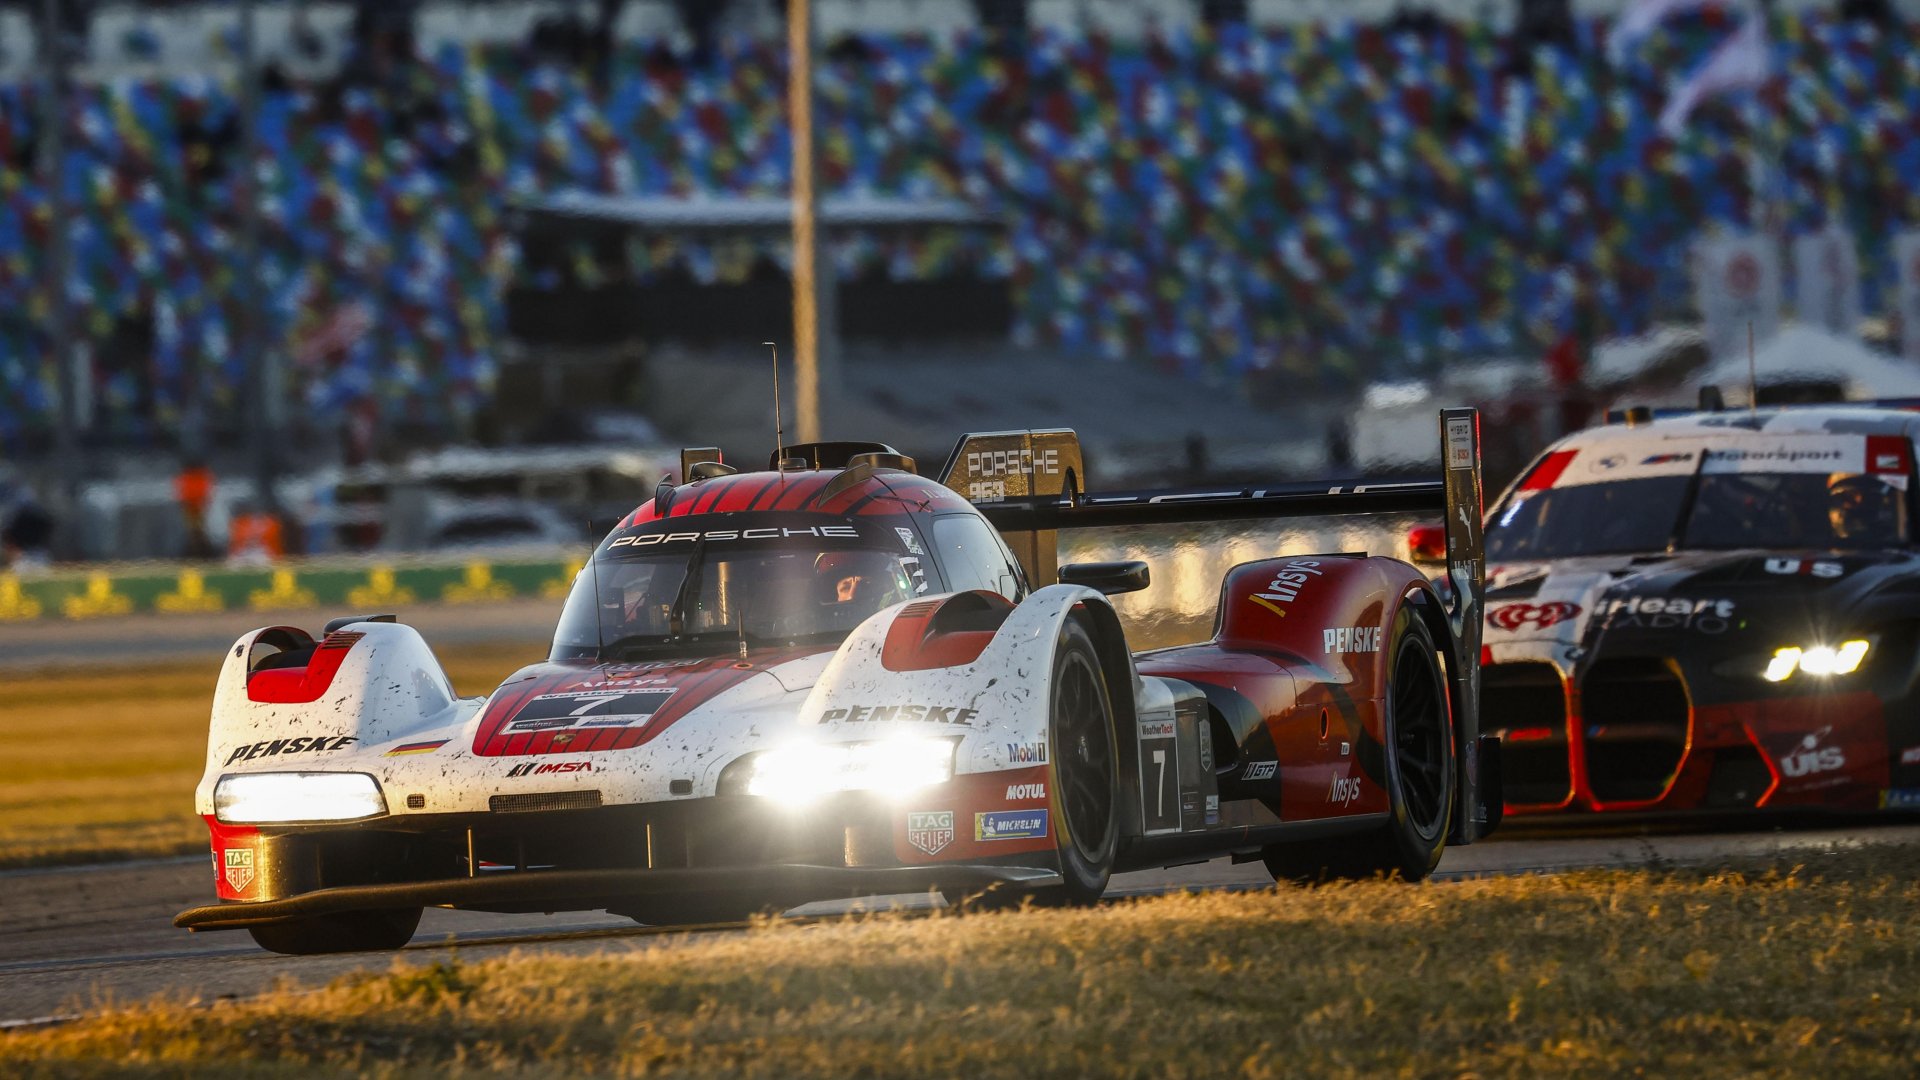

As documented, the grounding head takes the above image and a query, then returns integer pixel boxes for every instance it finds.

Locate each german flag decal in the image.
[386,739,450,757]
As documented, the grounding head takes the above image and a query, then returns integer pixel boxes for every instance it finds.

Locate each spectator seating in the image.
[0,8,1915,445]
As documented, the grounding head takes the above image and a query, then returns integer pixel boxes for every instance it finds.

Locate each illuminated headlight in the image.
[214,772,387,824]
[1762,640,1871,683]
[746,738,956,803]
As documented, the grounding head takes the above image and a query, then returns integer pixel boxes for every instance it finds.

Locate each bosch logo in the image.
[1489,601,1581,631]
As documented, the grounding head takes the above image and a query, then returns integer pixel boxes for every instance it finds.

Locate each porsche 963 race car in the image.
[1474,403,1920,817]
[178,411,1501,954]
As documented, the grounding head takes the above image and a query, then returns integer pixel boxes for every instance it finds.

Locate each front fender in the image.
[799,585,1137,775]
[196,621,463,814]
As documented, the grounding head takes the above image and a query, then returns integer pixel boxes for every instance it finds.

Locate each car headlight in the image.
[746,737,956,803]
[1762,639,1871,683]
[214,772,387,824]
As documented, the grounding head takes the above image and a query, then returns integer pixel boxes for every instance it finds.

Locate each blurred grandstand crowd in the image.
[0,0,1914,456]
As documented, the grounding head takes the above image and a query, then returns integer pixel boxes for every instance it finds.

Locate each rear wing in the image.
[938,409,1492,841]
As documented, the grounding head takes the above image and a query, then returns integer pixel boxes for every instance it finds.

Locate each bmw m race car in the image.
[1476,403,1920,818]
[178,413,1500,954]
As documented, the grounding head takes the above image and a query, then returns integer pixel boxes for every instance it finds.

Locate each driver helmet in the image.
[1827,473,1896,541]
[814,552,866,605]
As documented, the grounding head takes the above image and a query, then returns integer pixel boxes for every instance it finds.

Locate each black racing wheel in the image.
[946,615,1118,911]
[247,907,422,955]
[1049,616,1120,900]
[1264,609,1455,884]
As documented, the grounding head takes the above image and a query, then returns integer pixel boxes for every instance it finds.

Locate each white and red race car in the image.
[178,417,1501,954]
[1469,404,1920,818]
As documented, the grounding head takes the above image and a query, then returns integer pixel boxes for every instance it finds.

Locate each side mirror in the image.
[1058,561,1150,595]
[1407,523,1448,565]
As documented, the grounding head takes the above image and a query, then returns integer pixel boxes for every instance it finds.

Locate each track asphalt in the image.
[5,822,1915,1025]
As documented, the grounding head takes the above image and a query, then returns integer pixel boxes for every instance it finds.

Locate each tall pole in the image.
[237,0,280,514]
[40,0,79,553]
[786,0,822,442]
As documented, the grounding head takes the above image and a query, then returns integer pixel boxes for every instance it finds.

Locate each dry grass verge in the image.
[0,644,542,869]
[7,849,1920,1078]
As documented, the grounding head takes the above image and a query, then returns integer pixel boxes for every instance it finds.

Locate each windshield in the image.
[1487,476,1689,560]
[552,533,920,660]
[1489,470,1908,561]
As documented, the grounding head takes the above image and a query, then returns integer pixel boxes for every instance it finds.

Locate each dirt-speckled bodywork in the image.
[181,420,1497,939]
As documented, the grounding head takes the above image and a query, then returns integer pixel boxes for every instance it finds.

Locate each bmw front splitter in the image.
[173,862,1063,931]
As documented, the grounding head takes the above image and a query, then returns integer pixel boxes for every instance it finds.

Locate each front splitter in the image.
[174,862,1062,931]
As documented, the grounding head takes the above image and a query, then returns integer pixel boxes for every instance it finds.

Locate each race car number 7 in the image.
[1153,749,1167,817]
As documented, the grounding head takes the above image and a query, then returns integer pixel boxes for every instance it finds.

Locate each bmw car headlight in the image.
[214,772,387,824]
[1762,639,1871,683]
[746,738,956,803]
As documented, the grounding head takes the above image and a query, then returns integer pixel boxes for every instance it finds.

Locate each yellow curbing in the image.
[248,569,318,611]
[155,570,225,614]
[348,566,417,608]
[61,573,135,619]
[443,562,515,604]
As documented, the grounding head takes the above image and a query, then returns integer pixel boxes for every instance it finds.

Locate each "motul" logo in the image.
[1005,783,1046,800]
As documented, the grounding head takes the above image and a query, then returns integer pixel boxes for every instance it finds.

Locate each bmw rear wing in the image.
[938,409,1495,841]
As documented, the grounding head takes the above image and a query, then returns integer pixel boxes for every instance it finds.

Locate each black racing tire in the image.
[246,907,422,955]
[1264,610,1454,884]
[944,616,1119,911]
[1044,616,1121,903]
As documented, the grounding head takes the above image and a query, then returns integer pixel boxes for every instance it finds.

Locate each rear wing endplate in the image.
[938,409,1491,841]
[935,429,1085,590]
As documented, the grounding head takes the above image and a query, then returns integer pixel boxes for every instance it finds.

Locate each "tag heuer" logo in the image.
[223,848,255,892]
[905,811,954,856]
